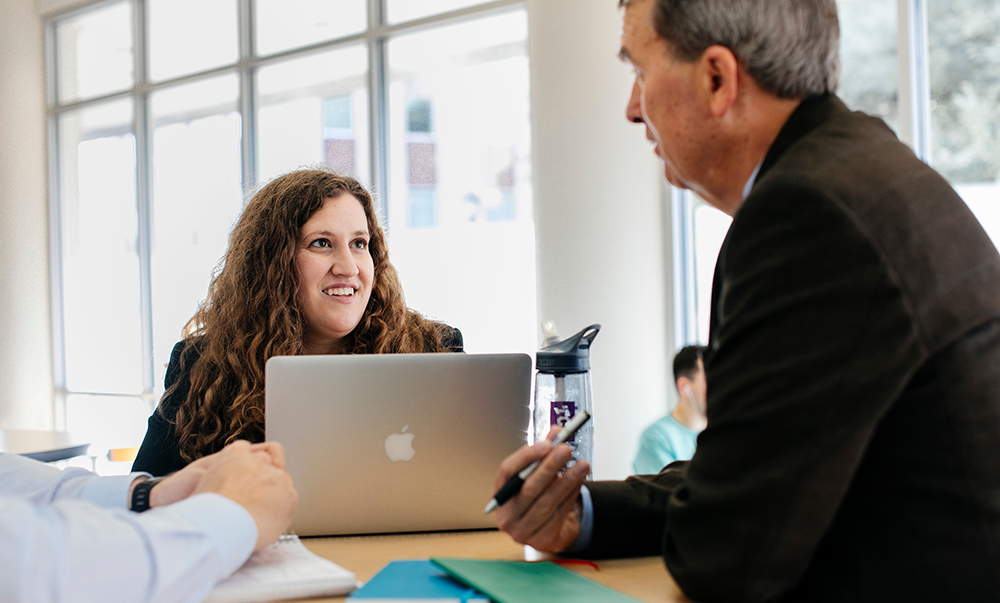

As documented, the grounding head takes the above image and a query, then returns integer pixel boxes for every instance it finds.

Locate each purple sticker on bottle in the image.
[550,401,577,442]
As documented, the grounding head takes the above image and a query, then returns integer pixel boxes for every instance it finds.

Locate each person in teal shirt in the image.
[633,345,707,474]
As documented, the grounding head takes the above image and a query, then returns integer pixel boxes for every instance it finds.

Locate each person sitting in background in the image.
[133,170,462,476]
[1,440,297,603]
[633,344,706,473]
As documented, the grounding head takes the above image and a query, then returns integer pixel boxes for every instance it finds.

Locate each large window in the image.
[676,0,1000,345]
[47,0,533,465]
[927,0,1000,244]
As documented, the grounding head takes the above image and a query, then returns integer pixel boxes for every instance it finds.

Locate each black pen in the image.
[484,410,592,514]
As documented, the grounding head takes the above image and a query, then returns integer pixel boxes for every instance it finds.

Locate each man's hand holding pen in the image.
[490,423,590,554]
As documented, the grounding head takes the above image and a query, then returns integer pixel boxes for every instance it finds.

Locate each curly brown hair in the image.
[170,169,453,462]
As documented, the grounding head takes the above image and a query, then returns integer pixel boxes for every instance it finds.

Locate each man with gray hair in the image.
[493,0,1000,600]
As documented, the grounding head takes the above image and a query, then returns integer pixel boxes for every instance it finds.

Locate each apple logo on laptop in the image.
[384,424,416,462]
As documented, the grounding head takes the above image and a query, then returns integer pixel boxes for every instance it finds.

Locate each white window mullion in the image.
[46,16,69,430]
[672,188,697,348]
[897,0,931,162]
[133,0,156,395]
[238,0,256,190]
[368,0,389,213]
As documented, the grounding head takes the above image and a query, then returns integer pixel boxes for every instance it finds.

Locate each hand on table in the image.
[149,440,298,551]
[493,427,589,554]
[148,441,288,507]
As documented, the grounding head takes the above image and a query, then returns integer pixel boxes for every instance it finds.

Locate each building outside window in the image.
[47,0,534,468]
[405,97,438,229]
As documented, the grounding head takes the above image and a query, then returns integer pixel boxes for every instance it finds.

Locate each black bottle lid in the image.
[536,324,601,373]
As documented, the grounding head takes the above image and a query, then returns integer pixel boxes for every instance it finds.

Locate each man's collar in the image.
[756,93,841,183]
[741,159,764,201]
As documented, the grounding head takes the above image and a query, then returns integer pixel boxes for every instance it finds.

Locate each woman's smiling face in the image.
[294,194,374,354]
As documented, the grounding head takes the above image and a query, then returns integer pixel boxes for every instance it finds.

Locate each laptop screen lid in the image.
[265,352,531,537]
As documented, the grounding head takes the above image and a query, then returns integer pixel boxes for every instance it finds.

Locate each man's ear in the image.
[682,385,695,402]
[698,44,739,117]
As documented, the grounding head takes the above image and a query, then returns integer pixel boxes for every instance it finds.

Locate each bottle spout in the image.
[540,320,561,348]
[536,324,601,373]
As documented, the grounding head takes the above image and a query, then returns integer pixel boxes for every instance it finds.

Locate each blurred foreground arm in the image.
[0,440,297,603]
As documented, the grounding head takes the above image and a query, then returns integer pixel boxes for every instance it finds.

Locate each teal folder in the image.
[430,558,645,603]
[348,559,489,601]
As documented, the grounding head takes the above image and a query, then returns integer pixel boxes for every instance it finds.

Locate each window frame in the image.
[44,0,526,429]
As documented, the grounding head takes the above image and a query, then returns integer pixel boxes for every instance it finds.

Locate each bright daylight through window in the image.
[47,0,533,472]
[679,0,1000,346]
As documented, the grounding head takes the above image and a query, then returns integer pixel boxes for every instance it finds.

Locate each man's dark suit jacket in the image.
[584,94,1000,602]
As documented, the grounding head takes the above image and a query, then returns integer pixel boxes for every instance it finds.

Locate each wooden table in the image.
[0,429,91,462]
[298,529,690,602]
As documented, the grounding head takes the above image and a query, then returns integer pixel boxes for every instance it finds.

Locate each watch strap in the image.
[130,476,166,512]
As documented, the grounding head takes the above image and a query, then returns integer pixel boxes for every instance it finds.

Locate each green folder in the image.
[430,558,645,603]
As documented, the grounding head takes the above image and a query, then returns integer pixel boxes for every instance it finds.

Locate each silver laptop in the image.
[265,352,531,537]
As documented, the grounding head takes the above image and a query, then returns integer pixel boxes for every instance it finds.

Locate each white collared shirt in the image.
[0,452,256,603]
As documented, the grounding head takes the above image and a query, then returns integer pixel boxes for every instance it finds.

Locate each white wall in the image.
[0,0,55,429]
[527,0,673,479]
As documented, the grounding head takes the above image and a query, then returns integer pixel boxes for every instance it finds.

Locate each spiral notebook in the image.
[205,534,357,603]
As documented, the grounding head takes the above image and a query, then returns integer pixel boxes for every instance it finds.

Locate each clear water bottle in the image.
[532,323,600,478]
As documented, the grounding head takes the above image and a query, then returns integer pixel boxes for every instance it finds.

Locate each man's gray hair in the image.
[622,0,840,99]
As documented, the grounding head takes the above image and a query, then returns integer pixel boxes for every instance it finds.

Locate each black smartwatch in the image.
[130,476,166,512]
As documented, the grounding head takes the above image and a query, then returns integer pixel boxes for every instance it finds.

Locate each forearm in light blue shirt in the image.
[168,492,258,575]
[80,471,150,509]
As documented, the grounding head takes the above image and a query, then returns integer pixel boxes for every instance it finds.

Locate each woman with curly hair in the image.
[132,169,462,476]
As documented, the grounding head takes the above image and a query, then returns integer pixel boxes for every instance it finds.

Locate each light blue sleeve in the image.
[0,452,134,504]
[562,485,594,553]
[0,453,257,603]
[0,452,156,509]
